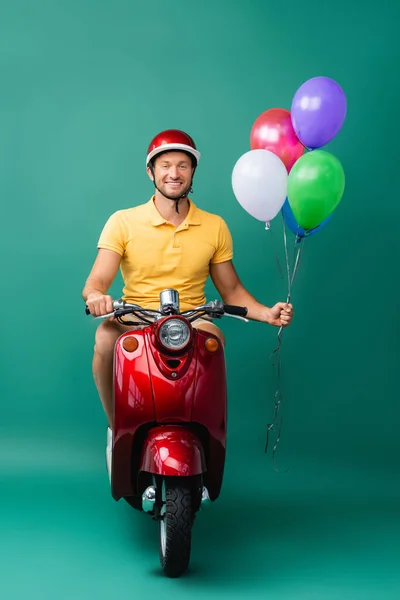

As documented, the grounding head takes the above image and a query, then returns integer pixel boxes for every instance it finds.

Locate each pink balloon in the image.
[250,108,305,172]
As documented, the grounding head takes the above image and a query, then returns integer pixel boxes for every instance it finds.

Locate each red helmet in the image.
[146,129,200,167]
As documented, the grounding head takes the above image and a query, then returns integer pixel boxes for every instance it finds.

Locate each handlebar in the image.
[85,299,248,323]
[222,304,248,317]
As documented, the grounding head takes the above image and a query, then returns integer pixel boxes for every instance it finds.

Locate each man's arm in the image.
[82,249,121,316]
[210,260,271,322]
[210,260,293,327]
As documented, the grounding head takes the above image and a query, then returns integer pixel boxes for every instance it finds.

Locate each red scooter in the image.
[86,289,248,578]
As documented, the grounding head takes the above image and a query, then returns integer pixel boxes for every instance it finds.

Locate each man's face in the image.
[147,151,194,199]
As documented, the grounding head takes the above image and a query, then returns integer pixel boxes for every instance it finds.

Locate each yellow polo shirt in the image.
[97,197,233,311]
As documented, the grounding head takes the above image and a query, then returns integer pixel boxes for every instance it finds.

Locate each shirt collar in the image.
[148,196,166,226]
[147,196,201,227]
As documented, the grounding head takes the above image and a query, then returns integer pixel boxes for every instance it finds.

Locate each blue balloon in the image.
[282,199,332,241]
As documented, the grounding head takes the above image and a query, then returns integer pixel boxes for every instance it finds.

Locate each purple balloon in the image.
[291,76,347,149]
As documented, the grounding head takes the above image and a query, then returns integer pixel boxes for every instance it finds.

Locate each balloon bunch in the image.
[232,76,347,237]
[231,76,347,463]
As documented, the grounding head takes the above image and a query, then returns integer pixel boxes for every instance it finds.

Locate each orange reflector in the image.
[122,336,139,352]
[205,338,219,353]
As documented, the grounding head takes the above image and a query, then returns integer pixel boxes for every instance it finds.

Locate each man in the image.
[82,129,294,480]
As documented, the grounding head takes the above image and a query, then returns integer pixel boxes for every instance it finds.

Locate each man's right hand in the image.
[86,293,114,317]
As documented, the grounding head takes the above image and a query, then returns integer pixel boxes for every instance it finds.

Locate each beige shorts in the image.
[118,313,212,325]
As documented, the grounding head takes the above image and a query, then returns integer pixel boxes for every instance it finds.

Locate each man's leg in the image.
[192,319,226,346]
[93,319,124,427]
[92,318,138,481]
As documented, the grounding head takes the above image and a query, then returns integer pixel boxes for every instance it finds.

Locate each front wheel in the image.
[159,478,195,578]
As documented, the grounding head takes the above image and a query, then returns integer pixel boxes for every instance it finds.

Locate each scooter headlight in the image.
[158,318,191,351]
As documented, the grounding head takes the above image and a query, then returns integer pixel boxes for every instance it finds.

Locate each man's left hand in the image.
[267,303,294,327]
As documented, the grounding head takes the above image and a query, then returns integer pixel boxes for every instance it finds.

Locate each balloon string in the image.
[283,212,292,304]
[265,345,287,471]
[276,212,292,342]
[291,238,303,286]
[268,227,284,280]
[265,212,302,470]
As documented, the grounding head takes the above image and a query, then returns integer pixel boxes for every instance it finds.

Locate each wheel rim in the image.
[160,479,167,558]
[160,517,166,557]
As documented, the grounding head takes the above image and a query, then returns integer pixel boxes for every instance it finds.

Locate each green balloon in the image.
[287,150,345,230]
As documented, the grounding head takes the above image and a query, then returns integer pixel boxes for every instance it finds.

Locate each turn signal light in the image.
[122,336,139,352]
[205,338,219,353]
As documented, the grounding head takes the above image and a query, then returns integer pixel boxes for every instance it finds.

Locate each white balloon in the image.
[232,149,288,226]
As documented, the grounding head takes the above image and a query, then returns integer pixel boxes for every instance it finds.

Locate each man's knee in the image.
[94,321,121,358]
[194,322,226,346]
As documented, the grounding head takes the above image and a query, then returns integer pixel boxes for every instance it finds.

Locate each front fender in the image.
[140,426,206,476]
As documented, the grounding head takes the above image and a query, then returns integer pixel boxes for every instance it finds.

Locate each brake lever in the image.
[224,313,249,323]
[93,312,115,320]
[92,307,145,321]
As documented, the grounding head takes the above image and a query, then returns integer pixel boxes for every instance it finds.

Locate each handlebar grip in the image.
[85,305,91,315]
[223,305,248,317]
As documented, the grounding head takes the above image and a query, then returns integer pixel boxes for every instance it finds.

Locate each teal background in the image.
[1,1,399,598]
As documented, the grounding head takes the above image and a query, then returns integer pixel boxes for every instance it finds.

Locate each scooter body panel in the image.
[112,320,227,503]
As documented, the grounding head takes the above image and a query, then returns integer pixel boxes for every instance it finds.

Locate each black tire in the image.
[159,478,194,578]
